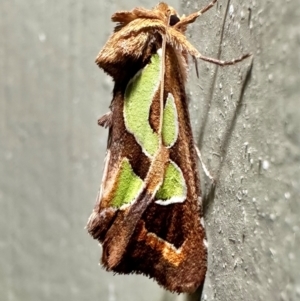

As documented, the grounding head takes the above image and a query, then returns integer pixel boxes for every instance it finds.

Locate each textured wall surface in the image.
[186,0,300,300]
[0,1,299,301]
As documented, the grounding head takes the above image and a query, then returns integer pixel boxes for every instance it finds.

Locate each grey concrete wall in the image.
[0,1,299,301]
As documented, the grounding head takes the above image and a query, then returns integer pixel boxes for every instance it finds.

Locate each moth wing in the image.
[88,51,166,268]
[109,47,207,293]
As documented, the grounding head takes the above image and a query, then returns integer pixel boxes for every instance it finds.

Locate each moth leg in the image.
[198,0,218,15]
[175,0,218,28]
[194,144,215,185]
[198,53,251,66]
[98,111,113,128]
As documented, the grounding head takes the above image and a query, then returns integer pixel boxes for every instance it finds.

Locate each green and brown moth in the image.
[87,0,250,294]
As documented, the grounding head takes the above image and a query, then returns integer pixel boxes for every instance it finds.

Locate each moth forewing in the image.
[88,0,250,294]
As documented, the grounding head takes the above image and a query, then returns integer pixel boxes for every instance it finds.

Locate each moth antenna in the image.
[194,144,215,185]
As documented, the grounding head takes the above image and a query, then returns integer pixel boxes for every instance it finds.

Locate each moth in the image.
[87,0,250,294]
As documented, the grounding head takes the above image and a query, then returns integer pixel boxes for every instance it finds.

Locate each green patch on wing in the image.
[124,54,161,157]
[155,161,186,203]
[111,158,143,208]
[162,93,178,147]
